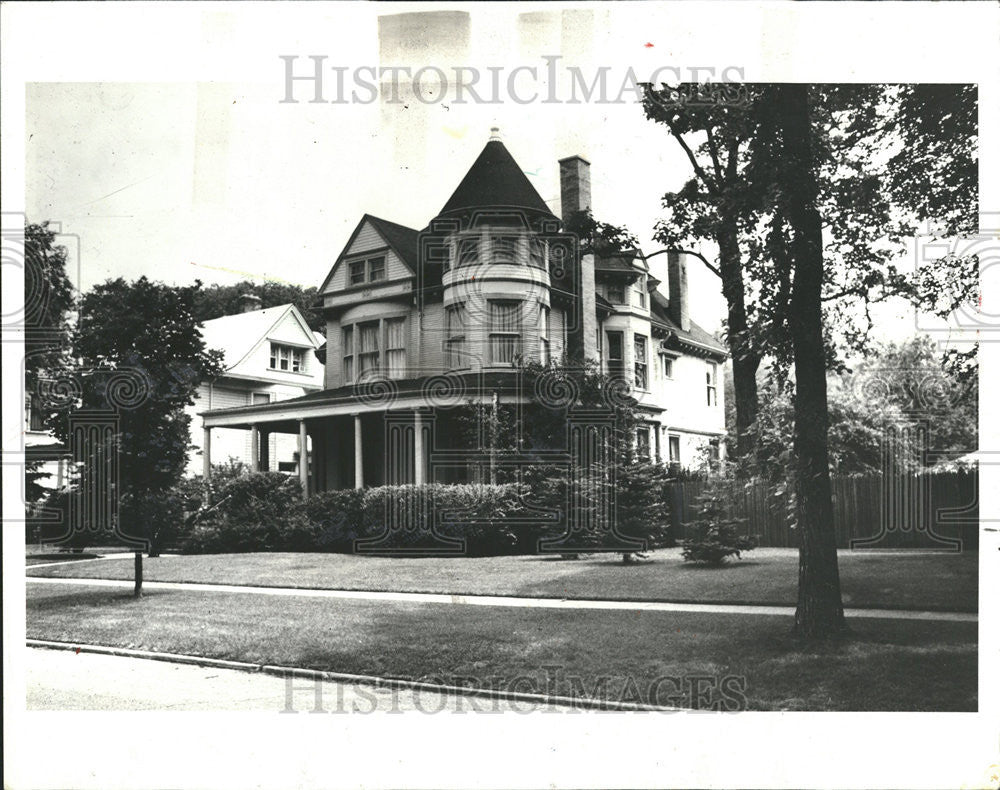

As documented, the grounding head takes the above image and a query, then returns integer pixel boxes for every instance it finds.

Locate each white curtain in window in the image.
[359,322,380,375]
[385,318,406,378]
[489,301,521,364]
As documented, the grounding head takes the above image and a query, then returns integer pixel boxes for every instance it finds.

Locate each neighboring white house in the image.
[186,298,325,476]
[200,130,728,493]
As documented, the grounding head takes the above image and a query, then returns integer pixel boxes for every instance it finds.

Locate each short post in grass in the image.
[134,551,143,598]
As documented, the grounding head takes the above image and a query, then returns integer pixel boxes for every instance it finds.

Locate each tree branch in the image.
[664,117,719,197]
[641,248,722,278]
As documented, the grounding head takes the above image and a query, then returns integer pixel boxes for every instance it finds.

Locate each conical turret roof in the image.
[438,137,555,219]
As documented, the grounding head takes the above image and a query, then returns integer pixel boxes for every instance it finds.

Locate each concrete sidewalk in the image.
[26,576,977,622]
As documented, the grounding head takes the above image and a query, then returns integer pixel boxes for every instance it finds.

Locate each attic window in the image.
[456,237,479,268]
[270,343,304,373]
[348,256,386,286]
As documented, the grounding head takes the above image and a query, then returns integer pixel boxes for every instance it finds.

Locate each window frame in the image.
[706,362,718,407]
[345,255,387,286]
[446,303,468,371]
[384,316,407,379]
[538,304,550,365]
[668,434,681,464]
[606,282,626,305]
[660,354,674,380]
[269,342,305,374]
[633,274,647,308]
[488,299,522,367]
[633,333,648,390]
[343,325,354,383]
[606,330,624,379]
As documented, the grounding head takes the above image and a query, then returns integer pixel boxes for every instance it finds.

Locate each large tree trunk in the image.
[717,218,760,461]
[774,84,846,638]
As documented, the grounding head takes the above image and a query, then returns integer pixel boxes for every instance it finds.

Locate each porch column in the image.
[413,410,425,486]
[259,429,270,472]
[203,427,212,479]
[250,425,260,472]
[353,413,364,489]
[298,419,308,495]
[654,425,662,464]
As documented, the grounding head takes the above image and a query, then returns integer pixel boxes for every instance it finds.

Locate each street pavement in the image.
[25,647,573,713]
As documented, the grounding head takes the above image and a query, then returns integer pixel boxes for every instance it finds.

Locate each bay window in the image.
[446,304,467,370]
[385,318,407,378]
[634,334,648,390]
[538,304,550,365]
[343,326,354,382]
[489,300,521,366]
[358,321,380,377]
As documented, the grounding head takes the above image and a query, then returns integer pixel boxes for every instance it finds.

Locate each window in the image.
[606,331,624,379]
[668,435,681,463]
[385,317,406,379]
[660,355,673,379]
[538,304,550,365]
[489,300,521,365]
[492,235,519,264]
[343,326,354,382]
[706,362,718,407]
[529,238,546,269]
[26,395,45,432]
[634,334,648,390]
[358,321,380,377]
[347,256,386,286]
[606,282,626,304]
[457,237,479,268]
[269,343,304,373]
[636,428,651,460]
[252,392,271,405]
[446,304,467,370]
[633,274,647,308]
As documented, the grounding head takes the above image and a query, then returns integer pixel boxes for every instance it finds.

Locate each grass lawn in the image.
[27,548,978,612]
[26,582,976,711]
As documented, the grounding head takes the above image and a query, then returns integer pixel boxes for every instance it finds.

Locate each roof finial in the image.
[489,126,501,142]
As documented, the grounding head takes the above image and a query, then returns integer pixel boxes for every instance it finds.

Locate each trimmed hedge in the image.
[180,477,533,556]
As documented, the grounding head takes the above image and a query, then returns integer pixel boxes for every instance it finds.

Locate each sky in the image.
[22,5,972,344]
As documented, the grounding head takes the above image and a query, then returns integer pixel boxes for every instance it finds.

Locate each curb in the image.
[26,639,683,713]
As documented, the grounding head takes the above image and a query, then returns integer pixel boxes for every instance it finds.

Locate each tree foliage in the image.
[24,222,75,503]
[51,277,225,553]
[191,279,324,332]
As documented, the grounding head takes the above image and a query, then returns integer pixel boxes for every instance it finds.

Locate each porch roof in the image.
[200,371,529,429]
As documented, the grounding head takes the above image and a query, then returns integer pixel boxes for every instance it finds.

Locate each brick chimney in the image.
[238,293,262,314]
[558,155,591,224]
[558,155,596,361]
[667,251,690,331]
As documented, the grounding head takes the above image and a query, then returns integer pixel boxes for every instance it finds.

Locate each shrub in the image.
[681,480,756,566]
[300,489,367,552]
[356,483,528,556]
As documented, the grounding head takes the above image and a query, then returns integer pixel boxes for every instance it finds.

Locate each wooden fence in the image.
[667,469,979,549]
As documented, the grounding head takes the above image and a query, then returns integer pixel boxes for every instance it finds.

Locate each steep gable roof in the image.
[438,139,555,218]
[199,304,320,371]
[319,214,421,294]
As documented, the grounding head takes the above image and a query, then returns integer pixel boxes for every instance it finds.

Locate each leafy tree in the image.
[191,279,324,332]
[749,84,845,639]
[51,277,224,590]
[454,359,672,561]
[23,222,75,503]
[640,84,978,464]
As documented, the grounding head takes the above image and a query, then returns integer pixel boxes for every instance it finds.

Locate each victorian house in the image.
[199,131,727,494]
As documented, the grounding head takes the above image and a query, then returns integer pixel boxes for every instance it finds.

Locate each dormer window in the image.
[270,343,304,373]
[606,282,626,304]
[348,256,386,286]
